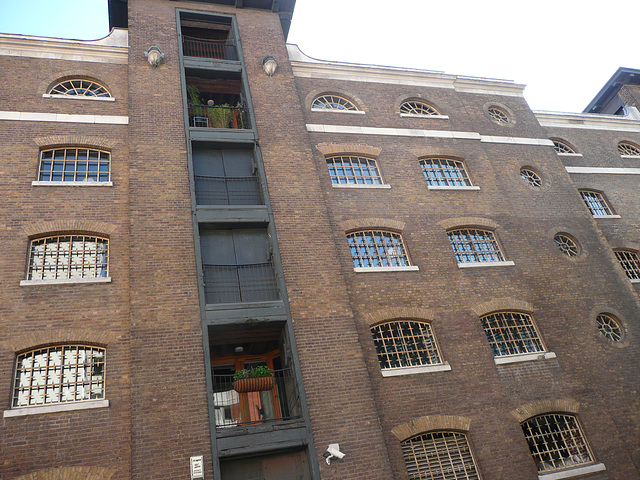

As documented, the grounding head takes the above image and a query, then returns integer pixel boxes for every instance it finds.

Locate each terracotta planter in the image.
[232,376,275,393]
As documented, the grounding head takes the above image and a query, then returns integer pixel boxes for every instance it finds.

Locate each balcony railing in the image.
[203,262,279,304]
[213,367,301,428]
[195,175,263,206]
[182,36,238,61]
[189,104,249,129]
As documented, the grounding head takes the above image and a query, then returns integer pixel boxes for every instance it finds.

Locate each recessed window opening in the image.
[487,106,509,124]
[552,140,577,154]
[38,148,110,183]
[326,156,383,185]
[400,100,440,116]
[447,228,505,263]
[371,320,443,370]
[48,79,111,98]
[579,190,614,216]
[554,234,578,257]
[186,70,248,129]
[480,312,544,357]
[520,168,542,187]
[311,94,358,111]
[614,249,640,281]
[180,13,237,61]
[347,230,410,268]
[420,158,472,187]
[596,314,624,342]
[618,141,640,156]
[27,235,109,281]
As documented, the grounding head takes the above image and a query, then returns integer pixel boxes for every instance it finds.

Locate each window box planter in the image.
[232,376,275,393]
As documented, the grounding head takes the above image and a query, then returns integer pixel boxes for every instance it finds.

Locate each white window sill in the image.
[400,113,449,120]
[311,109,365,115]
[427,185,480,190]
[381,363,451,377]
[457,261,515,269]
[592,214,621,219]
[20,277,111,286]
[354,266,419,273]
[32,181,113,187]
[538,463,606,480]
[557,153,583,157]
[42,94,115,102]
[621,155,640,159]
[494,352,556,365]
[4,399,109,418]
[332,183,391,189]
[630,279,640,284]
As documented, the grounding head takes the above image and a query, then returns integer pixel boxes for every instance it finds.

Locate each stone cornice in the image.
[535,110,640,132]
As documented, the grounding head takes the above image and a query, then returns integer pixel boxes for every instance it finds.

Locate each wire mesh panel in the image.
[347,230,410,268]
[521,414,593,472]
[480,312,544,357]
[402,431,480,480]
[203,263,279,304]
[182,36,237,60]
[579,190,613,216]
[38,148,110,182]
[614,249,640,280]
[371,321,442,370]
[326,156,383,185]
[12,345,105,407]
[420,159,472,187]
[195,175,263,205]
[27,235,109,280]
[447,229,505,263]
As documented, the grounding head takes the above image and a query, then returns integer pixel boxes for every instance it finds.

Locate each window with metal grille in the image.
[371,321,443,370]
[487,106,509,124]
[552,140,577,154]
[400,100,440,116]
[326,156,383,185]
[48,79,111,97]
[311,94,358,111]
[618,141,640,156]
[12,345,105,407]
[402,431,480,480]
[38,148,110,183]
[480,312,545,357]
[614,249,640,281]
[521,413,593,473]
[579,190,614,216]
[347,230,410,268]
[420,158,472,187]
[27,235,109,281]
[596,314,624,342]
[447,229,505,264]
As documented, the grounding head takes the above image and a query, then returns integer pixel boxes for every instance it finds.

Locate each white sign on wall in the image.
[190,455,204,480]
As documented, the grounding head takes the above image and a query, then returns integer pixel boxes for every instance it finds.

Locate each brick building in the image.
[0,1,639,479]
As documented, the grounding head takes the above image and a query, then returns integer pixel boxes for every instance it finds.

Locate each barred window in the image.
[371,321,443,370]
[311,94,358,111]
[400,100,441,116]
[596,314,624,342]
[402,431,480,480]
[326,156,383,185]
[48,79,111,97]
[614,249,640,281]
[447,228,505,263]
[420,158,472,187]
[618,141,640,156]
[554,234,578,257]
[487,106,509,124]
[480,312,545,357]
[347,230,410,268]
[521,413,593,473]
[38,148,110,183]
[12,345,105,407]
[579,190,614,216]
[27,235,109,281]
[552,139,577,154]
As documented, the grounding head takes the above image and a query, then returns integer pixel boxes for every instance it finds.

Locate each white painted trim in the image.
[427,185,480,191]
[311,109,365,115]
[42,94,116,102]
[354,266,419,273]
[32,181,113,187]
[400,113,449,120]
[593,214,621,219]
[3,399,109,418]
[381,363,451,377]
[494,351,557,365]
[536,110,640,132]
[630,279,640,284]
[565,166,640,175]
[20,277,111,286]
[0,111,128,124]
[481,135,554,146]
[332,184,391,189]
[557,153,583,157]
[538,463,606,480]
[621,155,640,159]
[457,261,515,269]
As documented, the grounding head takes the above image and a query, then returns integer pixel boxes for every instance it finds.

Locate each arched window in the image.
[618,141,640,157]
[578,190,615,217]
[12,344,105,407]
[613,249,640,281]
[400,99,441,116]
[48,78,111,98]
[447,228,506,264]
[37,147,111,183]
[480,311,545,358]
[420,158,473,187]
[402,431,480,480]
[326,155,383,185]
[371,320,443,370]
[551,139,577,154]
[347,230,410,268]
[311,94,358,111]
[26,234,109,281]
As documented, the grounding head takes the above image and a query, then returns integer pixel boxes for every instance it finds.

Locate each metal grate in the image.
[579,190,613,216]
[27,235,109,280]
[447,229,505,264]
[311,94,358,111]
[554,234,578,257]
[402,431,480,480]
[596,314,623,342]
[552,140,576,154]
[400,100,440,116]
[618,141,640,156]
[487,106,509,124]
[203,263,279,304]
[520,168,542,187]
[48,79,111,97]
[371,321,442,370]
[614,249,640,280]
[480,312,544,357]
[420,158,472,187]
[195,175,263,205]
[521,414,593,472]
[12,345,105,407]
[347,230,410,268]
[38,148,110,183]
[326,156,383,185]
[182,36,237,60]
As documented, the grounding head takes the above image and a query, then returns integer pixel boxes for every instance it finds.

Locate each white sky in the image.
[1,0,638,113]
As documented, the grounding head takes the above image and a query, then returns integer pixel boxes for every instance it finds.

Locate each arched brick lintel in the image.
[392,415,472,442]
[362,307,436,327]
[339,218,405,233]
[316,143,382,158]
[511,398,581,423]
[471,298,534,317]
[2,328,119,353]
[22,220,118,238]
[438,216,499,231]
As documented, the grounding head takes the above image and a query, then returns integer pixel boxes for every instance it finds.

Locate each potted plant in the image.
[232,365,275,393]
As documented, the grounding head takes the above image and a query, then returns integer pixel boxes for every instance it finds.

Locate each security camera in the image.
[324,444,345,465]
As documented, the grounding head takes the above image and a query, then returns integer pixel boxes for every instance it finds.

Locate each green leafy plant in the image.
[186,85,202,106]
[233,365,273,381]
